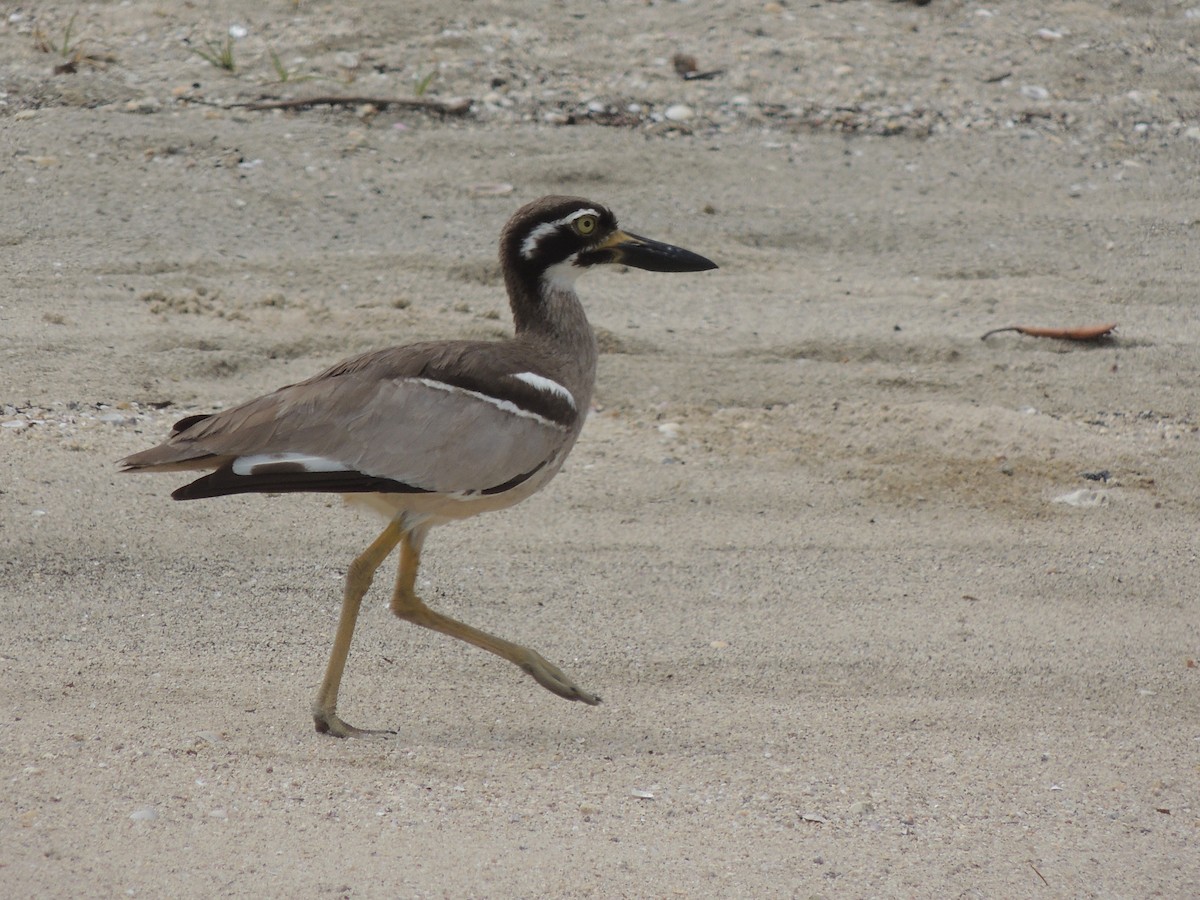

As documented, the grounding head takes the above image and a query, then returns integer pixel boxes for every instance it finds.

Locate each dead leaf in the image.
[981,322,1117,342]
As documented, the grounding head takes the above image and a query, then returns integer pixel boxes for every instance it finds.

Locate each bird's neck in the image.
[507,270,598,402]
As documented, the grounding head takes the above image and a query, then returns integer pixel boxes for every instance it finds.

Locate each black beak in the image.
[584,229,718,272]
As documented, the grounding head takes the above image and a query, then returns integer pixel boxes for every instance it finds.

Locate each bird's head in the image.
[500,196,718,298]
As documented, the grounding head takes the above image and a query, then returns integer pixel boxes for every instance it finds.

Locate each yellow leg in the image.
[389,531,601,705]
[311,517,406,737]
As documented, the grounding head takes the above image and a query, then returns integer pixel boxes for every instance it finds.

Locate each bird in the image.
[119,196,718,737]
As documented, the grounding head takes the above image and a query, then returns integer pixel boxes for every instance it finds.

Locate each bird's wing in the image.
[119,342,581,499]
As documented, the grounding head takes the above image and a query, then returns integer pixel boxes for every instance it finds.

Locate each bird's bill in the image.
[591,229,718,272]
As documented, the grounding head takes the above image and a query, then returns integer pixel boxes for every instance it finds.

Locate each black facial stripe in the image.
[510,208,619,272]
[575,247,619,268]
[525,228,583,266]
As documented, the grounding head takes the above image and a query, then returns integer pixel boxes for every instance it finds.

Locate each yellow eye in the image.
[574,215,597,236]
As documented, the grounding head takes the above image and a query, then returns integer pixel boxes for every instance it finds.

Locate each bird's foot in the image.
[521,652,602,706]
[312,708,396,739]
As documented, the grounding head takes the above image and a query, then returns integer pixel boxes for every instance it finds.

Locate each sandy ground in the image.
[3,1,1199,896]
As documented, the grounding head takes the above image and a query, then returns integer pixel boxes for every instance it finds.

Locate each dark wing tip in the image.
[171,413,213,435]
[169,463,437,501]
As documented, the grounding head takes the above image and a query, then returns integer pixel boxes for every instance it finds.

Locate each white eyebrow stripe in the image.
[560,207,600,225]
[510,372,577,410]
[411,377,564,428]
[232,453,352,475]
[519,208,601,260]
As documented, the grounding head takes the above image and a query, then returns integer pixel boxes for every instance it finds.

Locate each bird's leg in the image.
[389,531,601,706]
[312,517,406,738]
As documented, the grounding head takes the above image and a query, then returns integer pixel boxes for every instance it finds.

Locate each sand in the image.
[2,1,1198,896]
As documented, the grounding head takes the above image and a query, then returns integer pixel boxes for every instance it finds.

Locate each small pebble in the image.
[124,97,162,114]
[1052,488,1110,508]
[664,103,695,122]
[1020,85,1050,101]
[129,806,159,822]
[334,51,360,70]
[467,182,514,197]
[672,54,698,77]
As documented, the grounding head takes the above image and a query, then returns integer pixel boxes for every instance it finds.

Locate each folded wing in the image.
[119,343,575,501]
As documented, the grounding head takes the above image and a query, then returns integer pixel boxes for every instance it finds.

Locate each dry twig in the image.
[1030,862,1050,887]
[232,95,471,116]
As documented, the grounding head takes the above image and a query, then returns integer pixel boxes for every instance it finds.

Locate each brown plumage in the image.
[120,196,717,737]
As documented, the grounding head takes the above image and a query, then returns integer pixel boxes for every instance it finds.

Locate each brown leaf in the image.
[981,322,1117,342]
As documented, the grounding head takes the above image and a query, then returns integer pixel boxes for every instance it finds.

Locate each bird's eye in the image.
[574,215,597,236]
